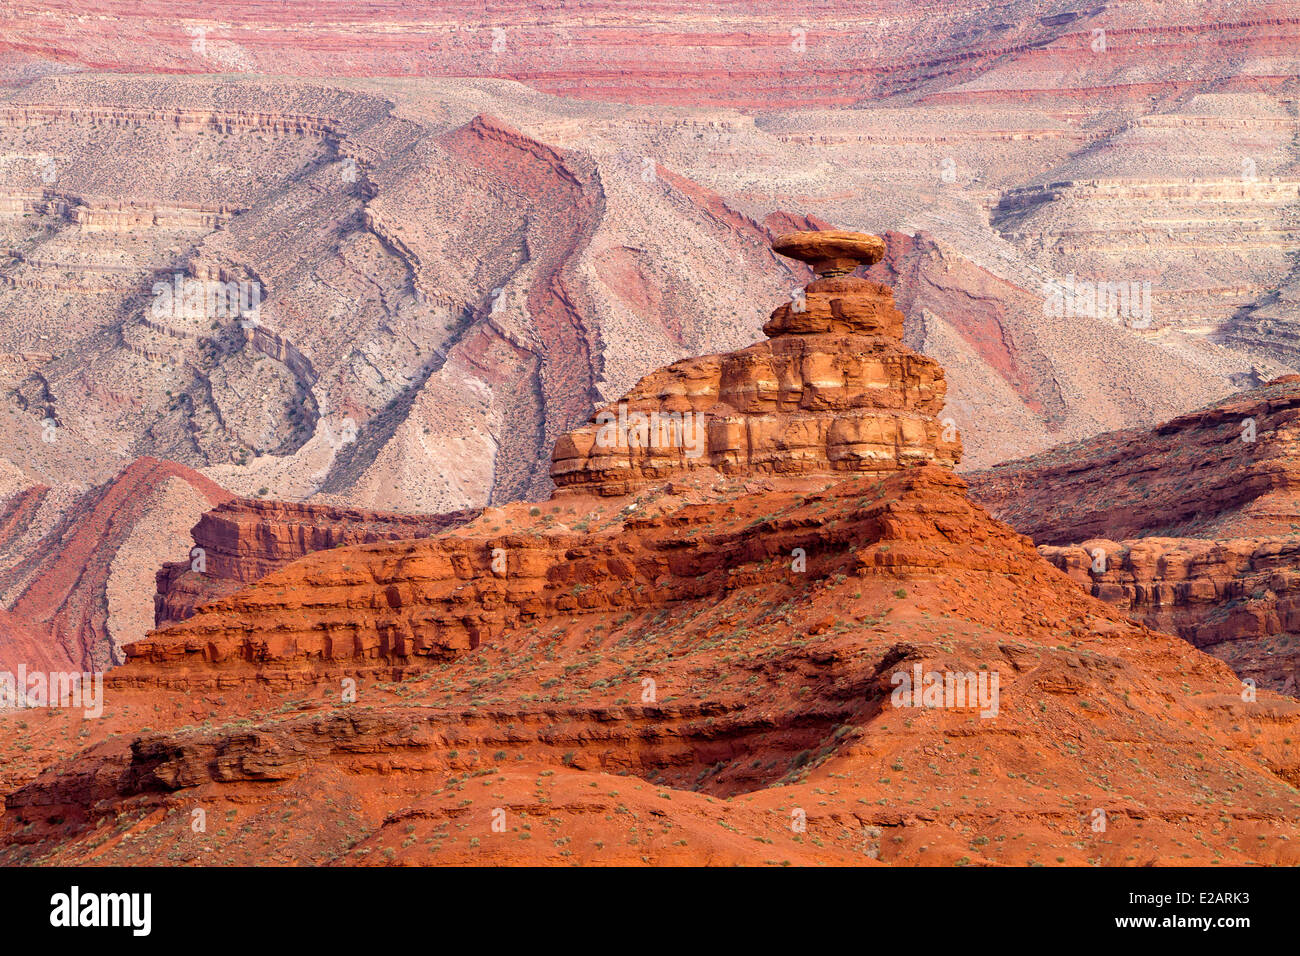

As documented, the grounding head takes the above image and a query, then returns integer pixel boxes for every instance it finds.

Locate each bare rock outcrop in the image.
[1041,536,1300,693]
[553,233,961,495]
[969,376,1300,692]
[5,234,1300,869]
[153,497,481,626]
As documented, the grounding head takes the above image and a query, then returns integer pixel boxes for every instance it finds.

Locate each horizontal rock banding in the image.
[154,497,481,627]
[6,231,1300,868]
[969,376,1300,693]
[553,268,961,496]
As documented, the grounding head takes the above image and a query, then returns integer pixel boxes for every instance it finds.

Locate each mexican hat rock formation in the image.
[552,231,961,495]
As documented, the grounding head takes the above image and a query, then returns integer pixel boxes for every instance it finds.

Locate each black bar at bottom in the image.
[0,865,1282,944]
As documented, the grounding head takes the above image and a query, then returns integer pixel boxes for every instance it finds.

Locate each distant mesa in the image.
[154,497,482,628]
[969,374,1300,695]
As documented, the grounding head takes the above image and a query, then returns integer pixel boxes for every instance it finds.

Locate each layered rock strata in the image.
[0,458,230,671]
[153,498,481,627]
[553,233,961,495]
[969,376,1300,692]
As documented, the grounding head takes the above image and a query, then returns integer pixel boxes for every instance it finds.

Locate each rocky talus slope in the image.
[0,33,1293,532]
[969,376,1300,692]
[2,234,1297,867]
[0,74,834,516]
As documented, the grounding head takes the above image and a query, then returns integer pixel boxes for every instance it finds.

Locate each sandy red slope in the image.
[0,457,231,673]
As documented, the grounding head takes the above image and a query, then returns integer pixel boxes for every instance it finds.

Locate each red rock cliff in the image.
[5,234,1298,869]
[969,376,1300,693]
[154,497,481,626]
